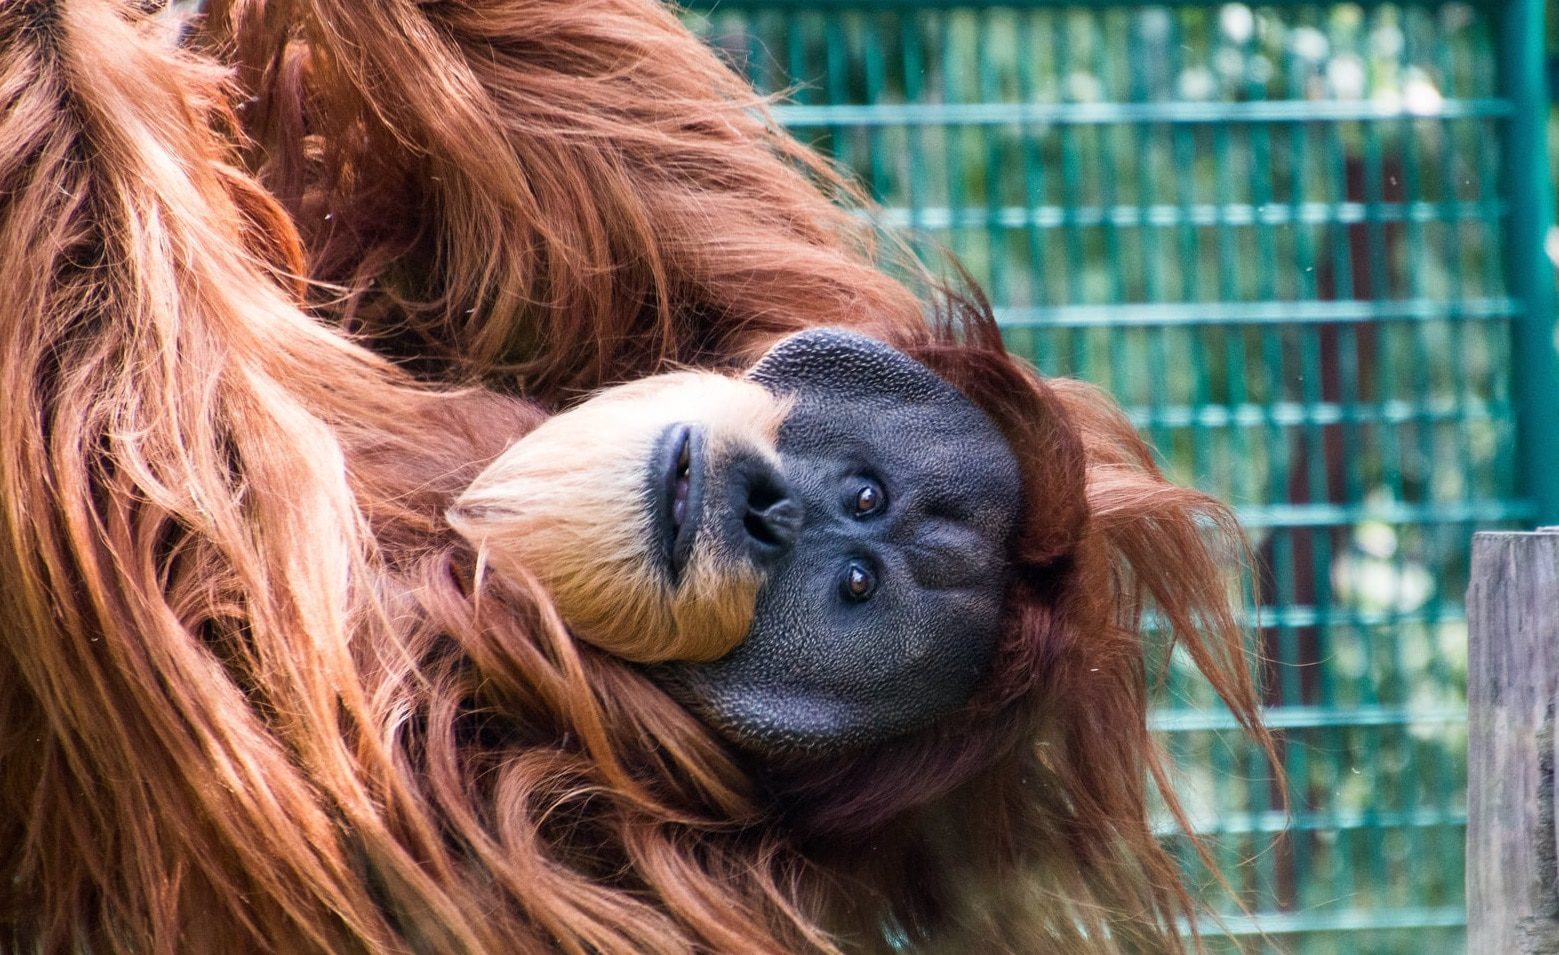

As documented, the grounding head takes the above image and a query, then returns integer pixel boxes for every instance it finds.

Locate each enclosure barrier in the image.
[682,0,1558,950]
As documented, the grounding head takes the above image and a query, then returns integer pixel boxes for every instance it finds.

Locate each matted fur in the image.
[0,1,1272,952]
[449,374,789,663]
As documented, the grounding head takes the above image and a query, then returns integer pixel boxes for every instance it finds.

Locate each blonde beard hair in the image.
[448,373,790,663]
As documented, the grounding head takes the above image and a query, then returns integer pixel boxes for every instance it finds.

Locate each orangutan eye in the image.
[852,482,883,516]
[841,561,876,602]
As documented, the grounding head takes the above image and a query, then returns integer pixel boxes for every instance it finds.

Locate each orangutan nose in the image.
[733,456,799,568]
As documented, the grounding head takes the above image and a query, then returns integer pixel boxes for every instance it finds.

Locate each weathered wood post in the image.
[1468,529,1559,952]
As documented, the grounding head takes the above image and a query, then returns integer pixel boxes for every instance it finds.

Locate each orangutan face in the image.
[448,330,1021,755]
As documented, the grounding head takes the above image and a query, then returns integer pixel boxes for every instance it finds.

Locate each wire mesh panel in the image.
[684,1,1553,951]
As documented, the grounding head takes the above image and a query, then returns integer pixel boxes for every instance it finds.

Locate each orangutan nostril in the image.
[735,459,798,566]
[746,496,799,551]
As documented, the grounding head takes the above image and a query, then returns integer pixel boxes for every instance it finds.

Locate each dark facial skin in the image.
[653,330,1022,756]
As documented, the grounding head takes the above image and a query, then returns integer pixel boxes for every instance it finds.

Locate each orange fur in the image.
[0,1,1272,952]
[195,0,934,400]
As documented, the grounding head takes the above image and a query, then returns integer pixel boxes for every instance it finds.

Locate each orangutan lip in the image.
[657,424,703,580]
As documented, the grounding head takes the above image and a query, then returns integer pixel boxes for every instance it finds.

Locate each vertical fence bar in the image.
[1497,0,1559,525]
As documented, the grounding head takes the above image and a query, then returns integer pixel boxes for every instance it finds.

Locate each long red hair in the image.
[198,0,933,400]
[0,1,1268,951]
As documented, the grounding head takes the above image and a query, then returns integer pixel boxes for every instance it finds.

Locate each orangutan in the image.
[0,0,1268,951]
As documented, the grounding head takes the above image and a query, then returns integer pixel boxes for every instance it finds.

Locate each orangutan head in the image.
[449,329,1024,755]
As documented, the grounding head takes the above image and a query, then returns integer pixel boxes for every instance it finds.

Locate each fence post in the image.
[1468,529,1559,952]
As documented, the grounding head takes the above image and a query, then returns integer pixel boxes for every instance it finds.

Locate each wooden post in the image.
[1468,529,1559,953]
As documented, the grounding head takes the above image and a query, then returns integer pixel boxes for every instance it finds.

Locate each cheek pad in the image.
[673,558,1007,754]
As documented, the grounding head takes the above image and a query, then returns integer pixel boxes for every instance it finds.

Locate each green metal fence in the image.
[686,1,1559,950]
